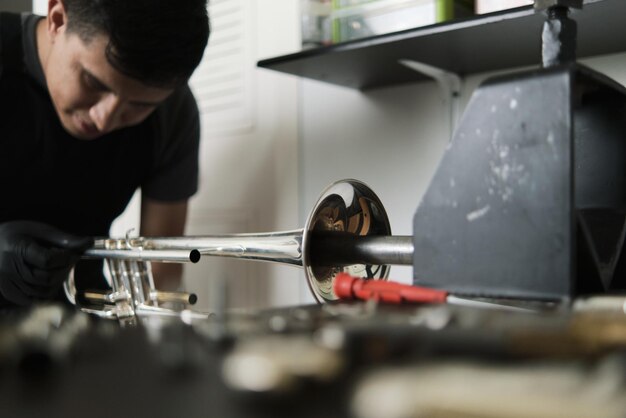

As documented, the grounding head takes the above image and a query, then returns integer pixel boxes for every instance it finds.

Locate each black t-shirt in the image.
[0,13,201,237]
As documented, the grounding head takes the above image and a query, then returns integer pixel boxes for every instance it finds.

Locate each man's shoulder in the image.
[159,84,198,115]
[153,84,199,135]
[151,84,200,147]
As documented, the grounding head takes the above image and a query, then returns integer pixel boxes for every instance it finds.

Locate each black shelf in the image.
[257,0,626,90]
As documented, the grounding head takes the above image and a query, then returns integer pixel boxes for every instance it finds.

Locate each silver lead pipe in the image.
[140,230,304,266]
[84,248,201,263]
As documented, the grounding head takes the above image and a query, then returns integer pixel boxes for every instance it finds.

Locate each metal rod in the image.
[309,232,414,266]
[83,291,110,303]
[151,290,198,305]
[84,248,201,263]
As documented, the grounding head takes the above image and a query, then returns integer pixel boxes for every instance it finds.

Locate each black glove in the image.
[0,221,93,307]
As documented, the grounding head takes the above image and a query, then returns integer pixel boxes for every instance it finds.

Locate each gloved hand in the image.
[0,221,93,306]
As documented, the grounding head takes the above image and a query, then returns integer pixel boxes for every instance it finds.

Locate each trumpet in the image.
[64,179,414,321]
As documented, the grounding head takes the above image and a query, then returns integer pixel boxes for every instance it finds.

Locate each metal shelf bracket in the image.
[398,59,463,139]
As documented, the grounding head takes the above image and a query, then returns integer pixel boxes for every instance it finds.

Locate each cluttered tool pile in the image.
[3,0,626,416]
[3,287,626,418]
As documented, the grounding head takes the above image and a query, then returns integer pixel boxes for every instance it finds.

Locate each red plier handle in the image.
[334,273,448,304]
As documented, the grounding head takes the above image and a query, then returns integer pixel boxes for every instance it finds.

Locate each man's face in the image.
[44,29,174,140]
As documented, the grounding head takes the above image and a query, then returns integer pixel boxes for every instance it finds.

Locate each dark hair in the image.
[63,0,210,88]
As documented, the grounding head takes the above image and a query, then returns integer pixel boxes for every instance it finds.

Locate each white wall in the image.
[183,0,301,312]
[32,0,45,14]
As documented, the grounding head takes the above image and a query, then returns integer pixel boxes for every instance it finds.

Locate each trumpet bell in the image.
[303,179,391,303]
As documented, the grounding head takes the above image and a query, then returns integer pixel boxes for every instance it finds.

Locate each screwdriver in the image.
[334,273,447,304]
[333,273,537,312]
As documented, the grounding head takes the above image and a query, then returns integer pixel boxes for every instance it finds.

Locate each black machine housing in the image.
[412,61,626,301]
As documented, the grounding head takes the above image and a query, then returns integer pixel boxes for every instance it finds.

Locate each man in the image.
[0,0,210,307]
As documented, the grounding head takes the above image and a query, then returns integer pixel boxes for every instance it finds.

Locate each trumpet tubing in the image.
[69,179,412,319]
[85,246,201,263]
[90,230,303,266]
